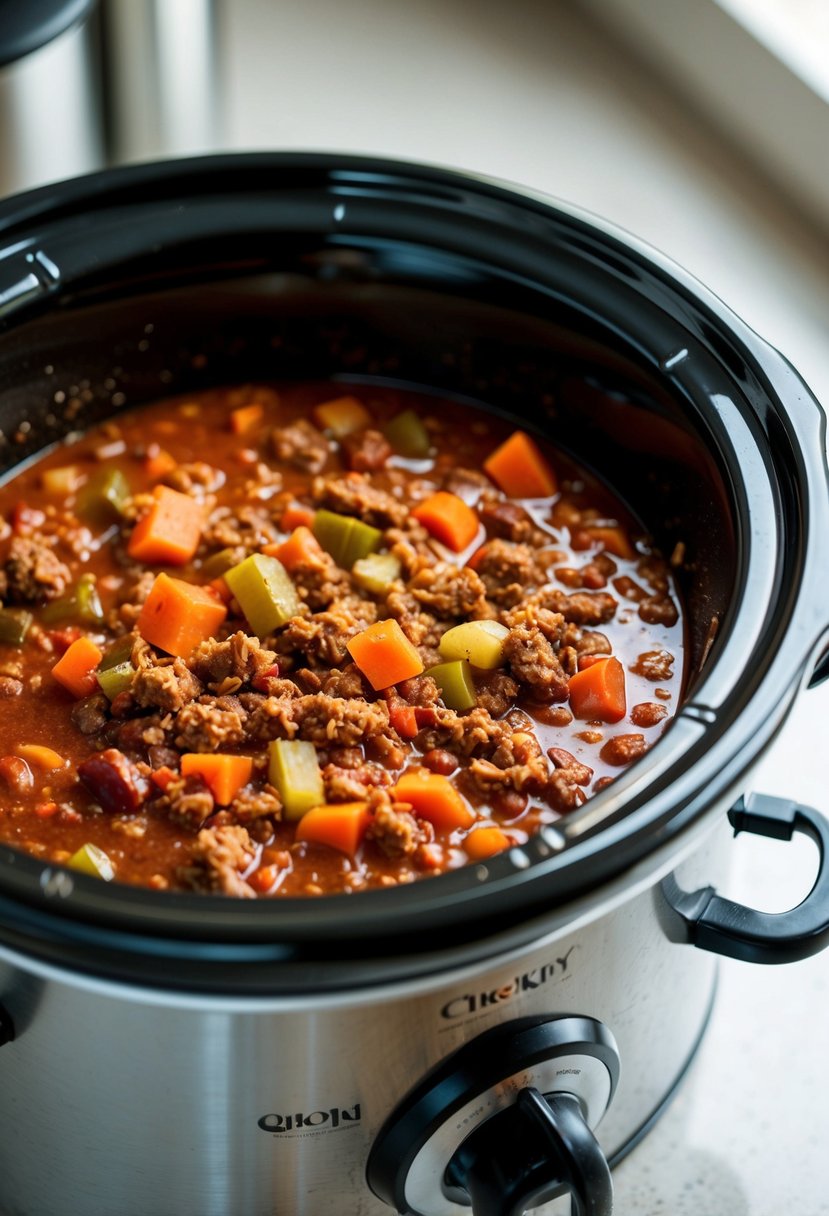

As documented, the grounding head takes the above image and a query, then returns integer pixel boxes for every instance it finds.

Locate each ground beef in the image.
[475,671,520,718]
[546,769,589,812]
[312,473,409,528]
[1,536,72,603]
[408,562,488,619]
[0,676,23,697]
[189,631,278,692]
[179,825,256,896]
[155,773,216,830]
[277,607,371,667]
[442,466,492,500]
[321,663,368,699]
[385,588,443,649]
[503,624,569,703]
[476,540,539,606]
[396,675,441,706]
[201,505,277,551]
[272,418,329,473]
[231,785,282,822]
[417,705,512,760]
[631,650,675,681]
[638,596,679,627]
[292,694,391,747]
[322,761,391,802]
[174,698,247,752]
[342,428,392,472]
[630,701,668,727]
[244,695,299,742]
[467,753,549,798]
[600,733,648,766]
[368,795,431,857]
[162,461,225,496]
[538,588,618,626]
[133,659,202,712]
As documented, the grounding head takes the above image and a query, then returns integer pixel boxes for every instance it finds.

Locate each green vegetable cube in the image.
[312,509,382,568]
[76,468,130,526]
[352,552,402,595]
[224,553,299,636]
[383,409,431,458]
[68,843,115,881]
[0,608,33,646]
[426,659,477,711]
[97,660,135,701]
[438,620,509,669]
[268,739,325,820]
[41,573,104,626]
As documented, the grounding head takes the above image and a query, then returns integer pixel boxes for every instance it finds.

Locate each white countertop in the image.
[216,2,829,1210]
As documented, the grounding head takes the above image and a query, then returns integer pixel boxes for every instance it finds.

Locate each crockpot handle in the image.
[663,793,829,964]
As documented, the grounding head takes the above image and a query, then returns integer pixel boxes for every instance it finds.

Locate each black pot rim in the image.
[0,152,827,990]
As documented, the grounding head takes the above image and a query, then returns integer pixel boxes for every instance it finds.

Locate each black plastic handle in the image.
[445,1088,613,1216]
[662,793,829,964]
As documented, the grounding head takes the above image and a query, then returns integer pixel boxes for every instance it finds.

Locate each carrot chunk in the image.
[572,525,635,560]
[181,754,252,805]
[312,395,371,437]
[392,770,475,832]
[143,448,177,481]
[346,618,424,690]
[411,491,479,552]
[264,526,325,571]
[568,656,626,723]
[465,825,511,860]
[51,636,103,699]
[229,403,264,435]
[127,484,204,566]
[295,801,372,856]
[137,572,227,658]
[483,430,557,498]
[279,504,316,532]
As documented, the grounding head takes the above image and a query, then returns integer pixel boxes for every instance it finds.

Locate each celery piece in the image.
[41,573,104,625]
[68,843,115,881]
[0,608,33,646]
[199,548,238,580]
[426,659,477,711]
[383,409,431,458]
[97,660,135,701]
[99,634,135,671]
[224,553,299,636]
[438,620,510,670]
[312,509,382,569]
[352,552,402,595]
[76,467,130,526]
[268,739,325,821]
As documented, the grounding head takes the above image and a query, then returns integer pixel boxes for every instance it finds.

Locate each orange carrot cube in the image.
[346,618,424,690]
[137,572,227,658]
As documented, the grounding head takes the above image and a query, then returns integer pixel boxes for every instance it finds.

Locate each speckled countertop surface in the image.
[215,1,829,1209]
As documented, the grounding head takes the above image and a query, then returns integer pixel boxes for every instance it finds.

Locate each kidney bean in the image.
[78,748,149,814]
[422,748,458,776]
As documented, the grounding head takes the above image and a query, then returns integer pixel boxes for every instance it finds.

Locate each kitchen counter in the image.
[217,2,829,1211]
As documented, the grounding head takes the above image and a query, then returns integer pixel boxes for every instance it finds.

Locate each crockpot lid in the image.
[0,0,94,69]
[0,153,827,991]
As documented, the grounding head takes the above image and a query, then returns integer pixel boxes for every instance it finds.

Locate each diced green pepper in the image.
[268,739,325,821]
[67,843,115,881]
[41,573,104,626]
[383,409,431,458]
[199,548,238,580]
[426,659,477,711]
[0,608,33,646]
[224,553,299,637]
[438,620,510,669]
[352,552,402,595]
[76,467,130,526]
[97,660,135,701]
[312,509,382,569]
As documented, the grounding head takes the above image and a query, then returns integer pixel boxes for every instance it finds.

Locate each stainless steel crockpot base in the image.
[0,819,726,1216]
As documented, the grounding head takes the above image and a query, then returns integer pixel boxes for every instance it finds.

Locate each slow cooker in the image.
[0,154,828,1216]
